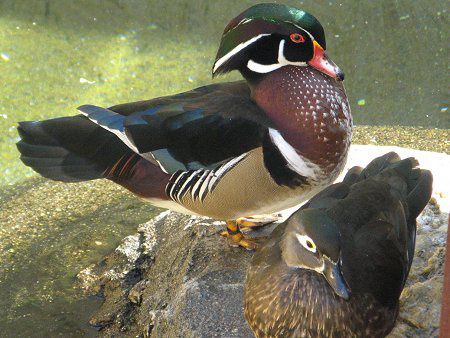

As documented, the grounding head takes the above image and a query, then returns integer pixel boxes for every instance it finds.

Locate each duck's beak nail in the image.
[336,70,345,81]
[308,41,344,81]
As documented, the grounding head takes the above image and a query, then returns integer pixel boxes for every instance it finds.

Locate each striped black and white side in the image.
[165,153,248,203]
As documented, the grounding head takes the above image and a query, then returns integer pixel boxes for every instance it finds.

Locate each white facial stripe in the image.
[237,18,253,26]
[291,24,316,42]
[269,128,318,179]
[295,233,317,253]
[246,39,307,74]
[247,59,284,73]
[278,39,308,66]
[278,39,286,62]
[213,33,271,73]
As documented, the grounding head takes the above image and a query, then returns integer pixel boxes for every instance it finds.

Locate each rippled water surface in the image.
[0,0,448,336]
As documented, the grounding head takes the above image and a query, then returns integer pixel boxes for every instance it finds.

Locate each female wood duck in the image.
[244,152,433,337]
[16,3,351,249]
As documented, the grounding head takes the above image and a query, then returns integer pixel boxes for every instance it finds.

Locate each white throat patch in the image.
[247,39,307,74]
[269,128,318,180]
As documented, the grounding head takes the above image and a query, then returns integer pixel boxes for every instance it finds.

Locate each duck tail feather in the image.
[16,116,131,182]
[406,168,433,221]
[342,166,363,185]
[371,155,433,220]
[358,151,401,180]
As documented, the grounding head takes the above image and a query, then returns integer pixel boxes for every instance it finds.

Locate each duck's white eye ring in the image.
[296,234,317,253]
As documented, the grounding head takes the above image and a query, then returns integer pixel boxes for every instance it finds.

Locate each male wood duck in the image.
[244,152,433,337]
[16,3,351,249]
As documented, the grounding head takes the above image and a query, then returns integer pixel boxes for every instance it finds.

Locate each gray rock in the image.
[77,211,254,337]
[77,201,447,337]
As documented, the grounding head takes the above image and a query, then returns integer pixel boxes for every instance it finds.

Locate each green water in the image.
[0,178,159,336]
[1,0,448,185]
[0,0,448,336]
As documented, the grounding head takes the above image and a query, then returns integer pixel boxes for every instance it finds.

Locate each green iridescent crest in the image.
[214,3,326,75]
[223,3,325,46]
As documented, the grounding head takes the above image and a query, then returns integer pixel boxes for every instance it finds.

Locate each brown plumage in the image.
[245,152,432,337]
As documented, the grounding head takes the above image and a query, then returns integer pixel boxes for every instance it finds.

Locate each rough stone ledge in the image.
[77,198,447,337]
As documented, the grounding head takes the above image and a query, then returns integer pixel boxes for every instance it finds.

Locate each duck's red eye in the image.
[290,33,305,43]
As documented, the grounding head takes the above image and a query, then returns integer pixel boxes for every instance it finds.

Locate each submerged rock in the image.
[77,199,447,337]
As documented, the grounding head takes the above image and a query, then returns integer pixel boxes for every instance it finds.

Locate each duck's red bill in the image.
[308,41,344,81]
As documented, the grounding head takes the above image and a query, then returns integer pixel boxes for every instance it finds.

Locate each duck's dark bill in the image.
[323,258,350,300]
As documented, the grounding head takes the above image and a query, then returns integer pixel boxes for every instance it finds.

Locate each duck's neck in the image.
[249,65,352,173]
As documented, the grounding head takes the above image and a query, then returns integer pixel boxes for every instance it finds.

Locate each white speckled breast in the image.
[251,65,352,177]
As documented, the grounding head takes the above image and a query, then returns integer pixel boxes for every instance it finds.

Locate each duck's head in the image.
[212,3,344,82]
[281,208,350,300]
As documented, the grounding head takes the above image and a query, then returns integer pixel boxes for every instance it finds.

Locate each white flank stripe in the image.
[207,173,220,193]
[177,169,202,201]
[198,170,215,201]
[214,153,247,178]
[191,170,210,200]
[213,34,271,73]
[170,172,188,201]
[207,153,247,191]
[269,128,318,180]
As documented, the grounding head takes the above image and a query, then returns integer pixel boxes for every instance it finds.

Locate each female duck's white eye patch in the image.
[296,234,317,253]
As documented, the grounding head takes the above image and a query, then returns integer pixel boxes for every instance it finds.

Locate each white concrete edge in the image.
[280,144,450,219]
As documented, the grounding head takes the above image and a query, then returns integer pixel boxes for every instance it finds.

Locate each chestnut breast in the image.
[251,66,352,173]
